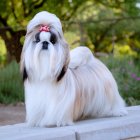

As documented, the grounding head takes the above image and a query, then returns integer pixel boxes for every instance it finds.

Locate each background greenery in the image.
[0,0,140,105]
[0,61,24,104]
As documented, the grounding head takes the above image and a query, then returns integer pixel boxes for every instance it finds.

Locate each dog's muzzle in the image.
[42,41,48,50]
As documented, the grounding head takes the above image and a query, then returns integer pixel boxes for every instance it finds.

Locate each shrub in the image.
[101,56,140,106]
[0,61,24,104]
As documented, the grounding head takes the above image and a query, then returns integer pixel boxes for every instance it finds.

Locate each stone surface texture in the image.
[0,106,140,140]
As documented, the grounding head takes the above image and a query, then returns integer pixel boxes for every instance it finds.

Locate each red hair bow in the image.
[39,25,50,32]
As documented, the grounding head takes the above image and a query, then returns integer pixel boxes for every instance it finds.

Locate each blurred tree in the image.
[0,0,140,62]
[75,0,140,55]
[0,0,85,62]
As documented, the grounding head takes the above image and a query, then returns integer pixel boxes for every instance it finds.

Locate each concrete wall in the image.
[0,106,140,140]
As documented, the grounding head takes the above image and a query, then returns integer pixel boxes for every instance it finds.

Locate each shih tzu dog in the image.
[20,11,127,127]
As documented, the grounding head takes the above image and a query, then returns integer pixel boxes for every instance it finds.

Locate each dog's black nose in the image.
[42,41,48,50]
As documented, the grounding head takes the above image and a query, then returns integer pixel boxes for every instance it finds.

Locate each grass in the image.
[0,56,140,106]
[0,61,24,104]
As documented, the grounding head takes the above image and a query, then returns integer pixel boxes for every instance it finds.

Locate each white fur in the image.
[20,11,127,127]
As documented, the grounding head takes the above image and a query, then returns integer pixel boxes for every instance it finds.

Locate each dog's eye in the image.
[35,32,40,43]
[50,34,57,44]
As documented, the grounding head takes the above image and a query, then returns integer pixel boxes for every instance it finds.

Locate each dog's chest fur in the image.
[24,72,76,126]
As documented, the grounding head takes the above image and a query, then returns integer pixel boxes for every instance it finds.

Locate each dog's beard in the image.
[23,31,68,81]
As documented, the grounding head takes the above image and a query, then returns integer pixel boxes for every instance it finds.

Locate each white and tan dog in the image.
[20,11,127,127]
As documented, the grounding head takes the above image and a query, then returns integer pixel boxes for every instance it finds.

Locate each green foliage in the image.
[0,38,6,66]
[114,44,137,57]
[101,56,140,106]
[0,61,24,104]
[81,1,140,55]
[64,31,80,49]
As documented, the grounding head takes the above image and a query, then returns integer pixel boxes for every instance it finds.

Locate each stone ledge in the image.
[0,106,140,140]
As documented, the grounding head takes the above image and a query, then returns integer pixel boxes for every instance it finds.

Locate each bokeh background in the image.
[0,0,140,105]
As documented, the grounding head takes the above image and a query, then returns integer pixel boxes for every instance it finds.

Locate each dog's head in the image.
[20,11,70,82]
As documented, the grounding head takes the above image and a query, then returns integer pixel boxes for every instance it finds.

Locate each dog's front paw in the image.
[39,120,74,127]
[111,108,128,117]
[56,121,74,127]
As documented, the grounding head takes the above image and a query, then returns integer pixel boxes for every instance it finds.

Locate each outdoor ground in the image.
[0,104,25,126]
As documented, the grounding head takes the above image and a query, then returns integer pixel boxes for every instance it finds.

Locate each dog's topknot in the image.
[27,11,63,36]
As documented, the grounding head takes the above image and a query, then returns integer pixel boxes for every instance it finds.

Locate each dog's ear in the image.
[20,52,28,82]
[57,66,66,82]
[23,67,28,81]
[20,63,28,82]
